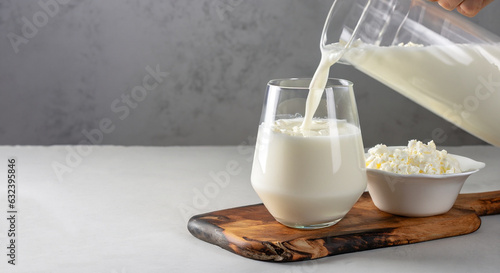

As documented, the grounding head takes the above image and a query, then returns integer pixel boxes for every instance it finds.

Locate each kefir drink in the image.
[250,4,367,228]
[251,118,366,228]
[342,43,500,146]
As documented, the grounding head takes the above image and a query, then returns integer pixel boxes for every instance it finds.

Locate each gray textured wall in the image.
[1,0,499,147]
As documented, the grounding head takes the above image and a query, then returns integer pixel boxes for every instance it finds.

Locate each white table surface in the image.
[0,145,498,273]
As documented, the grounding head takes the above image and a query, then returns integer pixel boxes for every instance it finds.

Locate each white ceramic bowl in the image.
[366,149,485,217]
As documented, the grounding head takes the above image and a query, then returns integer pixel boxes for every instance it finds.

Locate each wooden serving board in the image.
[188,191,500,262]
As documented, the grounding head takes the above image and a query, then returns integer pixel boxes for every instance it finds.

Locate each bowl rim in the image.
[366,166,480,178]
[365,146,485,178]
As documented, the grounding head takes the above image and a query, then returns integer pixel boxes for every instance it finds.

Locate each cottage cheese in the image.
[365,140,462,175]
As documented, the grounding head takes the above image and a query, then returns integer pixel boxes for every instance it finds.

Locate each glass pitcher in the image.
[325,0,500,146]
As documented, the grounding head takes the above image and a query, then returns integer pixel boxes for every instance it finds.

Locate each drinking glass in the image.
[251,78,367,229]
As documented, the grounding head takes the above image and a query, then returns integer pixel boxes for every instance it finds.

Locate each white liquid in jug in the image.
[343,43,500,146]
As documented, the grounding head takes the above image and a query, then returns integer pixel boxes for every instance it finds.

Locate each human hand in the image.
[428,0,494,17]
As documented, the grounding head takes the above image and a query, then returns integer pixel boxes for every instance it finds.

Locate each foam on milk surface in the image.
[272,118,358,137]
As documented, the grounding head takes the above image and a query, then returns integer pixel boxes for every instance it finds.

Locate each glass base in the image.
[276,217,343,230]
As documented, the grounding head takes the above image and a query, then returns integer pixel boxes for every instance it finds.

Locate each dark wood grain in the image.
[454,190,500,216]
[188,191,500,262]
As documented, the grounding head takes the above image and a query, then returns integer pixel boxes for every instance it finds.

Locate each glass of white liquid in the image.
[251,78,367,229]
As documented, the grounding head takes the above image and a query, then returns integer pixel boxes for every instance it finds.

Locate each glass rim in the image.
[267,78,353,89]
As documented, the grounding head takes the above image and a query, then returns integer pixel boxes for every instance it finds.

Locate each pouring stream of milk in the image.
[300,1,370,132]
[300,45,345,131]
